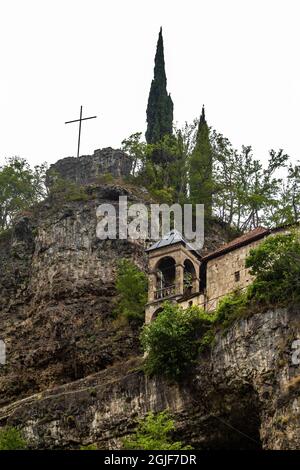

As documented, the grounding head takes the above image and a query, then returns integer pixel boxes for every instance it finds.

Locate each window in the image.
[234,271,240,282]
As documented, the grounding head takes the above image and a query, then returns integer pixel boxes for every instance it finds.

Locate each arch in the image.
[154,256,176,300]
[151,307,164,321]
[183,258,198,295]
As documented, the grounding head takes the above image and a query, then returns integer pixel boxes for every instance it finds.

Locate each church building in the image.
[145,226,290,323]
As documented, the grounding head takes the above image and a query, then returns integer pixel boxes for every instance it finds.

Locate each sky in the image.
[0,0,299,168]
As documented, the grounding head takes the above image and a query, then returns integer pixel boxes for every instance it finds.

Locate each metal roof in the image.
[146,229,198,254]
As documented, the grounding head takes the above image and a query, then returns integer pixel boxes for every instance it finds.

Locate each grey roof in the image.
[146,229,199,255]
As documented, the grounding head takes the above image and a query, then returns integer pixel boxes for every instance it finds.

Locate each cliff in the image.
[0,172,299,450]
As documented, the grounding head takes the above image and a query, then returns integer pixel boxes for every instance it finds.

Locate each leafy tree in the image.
[189,106,213,216]
[146,28,173,146]
[245,231,300,305]
[0,157,47,231]
[114,259,148,324]
[211,131,289,230]
[140,302,214,380]
[0,426,27,450]
[122,410,192,450]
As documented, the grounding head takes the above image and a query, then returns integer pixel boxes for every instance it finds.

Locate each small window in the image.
[234,271,240,282]
[188,300,193,307]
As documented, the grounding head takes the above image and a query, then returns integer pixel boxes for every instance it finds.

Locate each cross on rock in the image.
[65,106,97,158]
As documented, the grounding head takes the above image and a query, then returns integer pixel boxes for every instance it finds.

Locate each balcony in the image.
[154,284,176,300]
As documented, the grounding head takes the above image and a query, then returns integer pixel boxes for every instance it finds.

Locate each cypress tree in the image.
[146,28,173,145]
[189,106,213,215]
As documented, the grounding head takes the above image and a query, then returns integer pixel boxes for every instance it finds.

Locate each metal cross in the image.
[65,105,97,158]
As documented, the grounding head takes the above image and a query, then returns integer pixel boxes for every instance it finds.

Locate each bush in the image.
[114,259,148,325]
[122,410,192,450]
[245,231,300,305]
[140,302,214,380]
[0,426,27,450]
[214,290,248,329]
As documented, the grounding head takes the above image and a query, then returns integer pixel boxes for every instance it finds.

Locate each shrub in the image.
[140,302,214,380]
[246,231,300,305]
[114,259,148,325]
[214,290,248,329]
[122,410,192,450]
[0,426,27,450]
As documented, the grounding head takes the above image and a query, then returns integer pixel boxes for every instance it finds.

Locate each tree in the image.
[140,302,214,380]
[211,130,289,230]
[146,28,173,146]
[122,410,192,450]
[245,231,300,304]
[0,157,47,231]
[189,106,213,216]
[114,259,148,325]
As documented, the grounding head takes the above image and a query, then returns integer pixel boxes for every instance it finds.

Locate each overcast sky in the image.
[0,0,299,168]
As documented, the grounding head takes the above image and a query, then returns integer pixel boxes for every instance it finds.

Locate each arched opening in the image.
[152,307,164,321]
[155,256,176,300]
[183,259,197,296]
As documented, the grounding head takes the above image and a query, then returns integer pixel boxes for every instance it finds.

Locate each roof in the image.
[146,229,200,256]
[201,226,269,262]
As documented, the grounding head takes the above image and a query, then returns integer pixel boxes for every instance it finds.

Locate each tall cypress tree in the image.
[146,28,173,145]
[189,106,213,215]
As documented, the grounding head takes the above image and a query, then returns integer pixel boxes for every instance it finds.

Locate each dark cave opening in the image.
[184,385,263,450]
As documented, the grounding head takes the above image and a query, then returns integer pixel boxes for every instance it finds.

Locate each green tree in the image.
[0,157,47,231]
[141,302,214,380]
[245,231,300,304]
[189,106,213,216]
[146,28,173,146]
[0,426,27,450]
[122,410,192,450]
[114,259,148,324]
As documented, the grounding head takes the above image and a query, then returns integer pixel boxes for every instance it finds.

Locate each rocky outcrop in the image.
[0,306,299,450]
[48,148,133,185]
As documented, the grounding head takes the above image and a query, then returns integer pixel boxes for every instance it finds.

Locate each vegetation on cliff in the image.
[141,302,214,380]
[0,427,26,450]
[114,259,148,325]
[123,410,192,450]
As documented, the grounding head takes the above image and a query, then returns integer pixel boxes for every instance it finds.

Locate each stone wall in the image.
[205,238,263,311]
[47,147,132,186]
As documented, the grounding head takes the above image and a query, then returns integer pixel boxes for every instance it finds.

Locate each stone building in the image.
[47,147,132,186]
[145,226,289,322]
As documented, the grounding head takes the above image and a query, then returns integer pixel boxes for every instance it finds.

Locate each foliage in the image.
[246,231,300,305]
[211,131,290,230]
[140,302,214,380]
[80,444,97,450]
[114,259,148,324]
[189,107,213,216]
[0,156,47,231]
[122,410,192,450]
[47,171,89,202]
[214,290,248,329]
[146,28,173,146]
[0,426,27,450]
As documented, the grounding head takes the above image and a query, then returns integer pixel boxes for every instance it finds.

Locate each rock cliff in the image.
[0,172,299,450]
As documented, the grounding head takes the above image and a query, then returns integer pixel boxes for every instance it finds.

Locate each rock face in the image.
[48,147,133,185]
[0,173,298,450]
[0,307,299,450]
